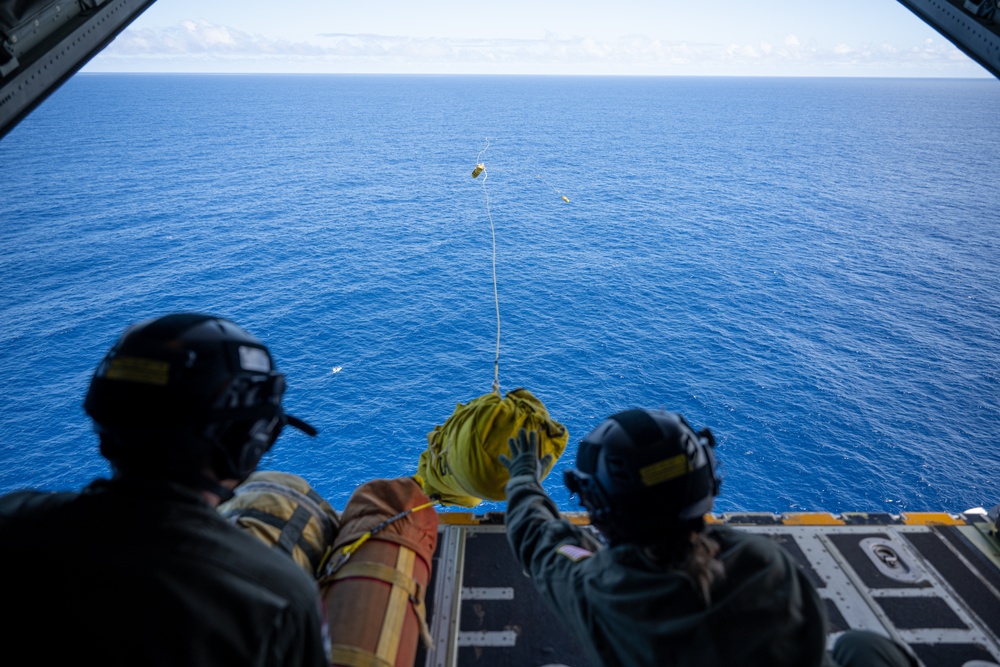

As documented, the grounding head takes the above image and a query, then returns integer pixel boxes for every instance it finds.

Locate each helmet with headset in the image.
[564,408,720,545]
[84,313,316,485]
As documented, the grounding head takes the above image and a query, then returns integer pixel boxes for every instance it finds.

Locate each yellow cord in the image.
[337,501,440,560]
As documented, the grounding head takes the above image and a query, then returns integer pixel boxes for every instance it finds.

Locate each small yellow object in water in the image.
[471,163,485,178]
[561,195,570,203]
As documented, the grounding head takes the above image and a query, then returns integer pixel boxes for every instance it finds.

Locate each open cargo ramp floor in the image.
[415,511,1000,667]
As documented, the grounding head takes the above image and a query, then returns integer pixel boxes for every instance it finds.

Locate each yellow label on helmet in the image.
[105,356,170,386]
[639,454,690,487]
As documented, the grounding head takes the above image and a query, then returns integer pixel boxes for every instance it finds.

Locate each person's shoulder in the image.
[101,480,319,601]
[709,525,798,567]
[0,488,79,520]
[215,522,321,597]
[237,540,322,617]
[709,524,772,546]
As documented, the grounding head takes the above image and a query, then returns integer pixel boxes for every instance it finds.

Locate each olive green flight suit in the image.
[505,473,916,667]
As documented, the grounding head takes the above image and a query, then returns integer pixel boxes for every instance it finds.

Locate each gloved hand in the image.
[498,428,554,480]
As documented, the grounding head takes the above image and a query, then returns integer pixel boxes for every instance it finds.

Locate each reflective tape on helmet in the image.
[105,356,170,386]
[639,453,690,487]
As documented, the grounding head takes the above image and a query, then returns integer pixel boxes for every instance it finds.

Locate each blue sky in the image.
[86,0,990,77]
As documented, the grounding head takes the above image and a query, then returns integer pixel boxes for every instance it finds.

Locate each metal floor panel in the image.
[419,513,1000,667]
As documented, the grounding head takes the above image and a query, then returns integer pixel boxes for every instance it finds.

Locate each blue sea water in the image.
[1,74,997,515]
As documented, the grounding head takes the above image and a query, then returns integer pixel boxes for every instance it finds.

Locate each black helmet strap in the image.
[286,414,318,437]
[177,469,236,504]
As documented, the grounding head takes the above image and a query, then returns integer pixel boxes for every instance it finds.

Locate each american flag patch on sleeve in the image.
[557,544,594,562]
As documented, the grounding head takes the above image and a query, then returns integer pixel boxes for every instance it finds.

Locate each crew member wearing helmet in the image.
[500,408,918,667]
[0,313,329,666]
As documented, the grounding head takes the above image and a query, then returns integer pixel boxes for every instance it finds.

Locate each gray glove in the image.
[498,428,554,480]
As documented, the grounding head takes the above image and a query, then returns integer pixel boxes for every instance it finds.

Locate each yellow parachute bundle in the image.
[415,388,569,507]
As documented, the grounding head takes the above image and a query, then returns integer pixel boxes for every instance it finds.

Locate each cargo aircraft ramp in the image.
[418,511,1000,667]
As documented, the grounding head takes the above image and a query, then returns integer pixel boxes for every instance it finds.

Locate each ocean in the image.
[1,74,997,515]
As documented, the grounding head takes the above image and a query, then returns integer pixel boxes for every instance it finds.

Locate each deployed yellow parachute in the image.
[415,388,569,507]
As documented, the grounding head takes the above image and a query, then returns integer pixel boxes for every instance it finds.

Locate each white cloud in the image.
[105,19,325,57]
[92,20,986,76]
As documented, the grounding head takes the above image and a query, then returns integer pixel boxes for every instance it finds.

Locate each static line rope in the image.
[536,173,570,203]
[474,138,502,395]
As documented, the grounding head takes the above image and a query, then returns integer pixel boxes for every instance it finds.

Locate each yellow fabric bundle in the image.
[416,388,568,507]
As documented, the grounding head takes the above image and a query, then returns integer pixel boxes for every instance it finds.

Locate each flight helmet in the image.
[84,313,317,483]
[564,409,720,545]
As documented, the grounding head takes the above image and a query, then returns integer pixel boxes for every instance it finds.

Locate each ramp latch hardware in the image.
[872,544,899,567]
[859,537,926,584]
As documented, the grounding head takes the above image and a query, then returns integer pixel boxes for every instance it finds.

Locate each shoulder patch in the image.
[557,543,594,562]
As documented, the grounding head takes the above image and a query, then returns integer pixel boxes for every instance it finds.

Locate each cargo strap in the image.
[231,506,323,567]
[322,499,437,665]
[223,479,338,573]
[326,551,432,650]
[329,561,422,598]
[231,478,337,540]
[334,500,438,562]
[328,644,394,667]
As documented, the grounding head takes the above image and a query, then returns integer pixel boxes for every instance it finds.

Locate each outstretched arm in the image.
[500,429,601,588]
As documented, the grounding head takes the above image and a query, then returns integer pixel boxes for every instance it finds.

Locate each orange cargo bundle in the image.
[319,477,438,667]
